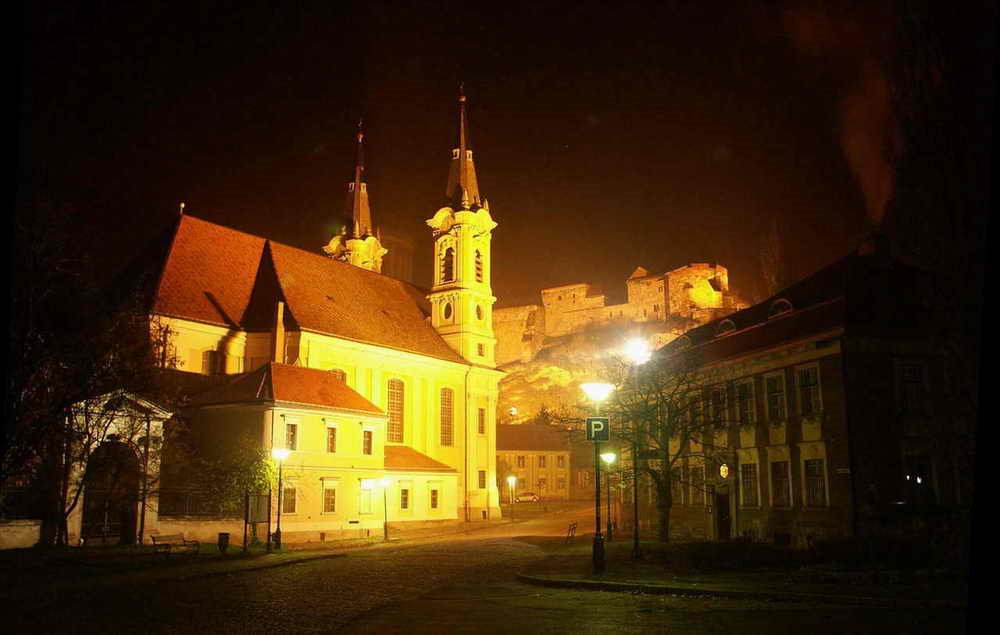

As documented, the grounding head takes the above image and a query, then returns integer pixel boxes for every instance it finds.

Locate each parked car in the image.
[515,492,539,503]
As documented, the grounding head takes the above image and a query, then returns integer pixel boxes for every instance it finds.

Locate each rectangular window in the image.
[770,461,791,507]
[765,373,786,422]
[326,426,337,453]
[797,365,821,416]
[285,422,298,451]
[363,429,373,456]
[557,456,565,468]
[323,484,337,513]
[387,379,405,443]
[740,464,759,507]
[689,467,704,505]
[538,478,547,491]
[538,456,547,468]
[557,477,566,490]
[359,487,373,514]
[671,472,683,506]
[516,456,525,468]
[478,408,486,434]
[282,485,297,514]
[430,489,439,509]
[804,459,827,507]
[736,380,756,425]
[400,488,410,510]
[711,385,726,424]
[440,387,454,446]
[899,362,927,415]
[478,470,487,489]
[477,343,485,357]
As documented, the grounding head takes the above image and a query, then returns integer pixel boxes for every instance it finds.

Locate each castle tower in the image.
[426,89,498,367]
[322,121,388,272]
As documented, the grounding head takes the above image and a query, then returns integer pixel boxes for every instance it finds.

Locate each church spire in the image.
[345,119,373,237]
[446,85,481,208]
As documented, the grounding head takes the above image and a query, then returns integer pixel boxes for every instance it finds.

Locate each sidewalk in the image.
[519,538,967,609]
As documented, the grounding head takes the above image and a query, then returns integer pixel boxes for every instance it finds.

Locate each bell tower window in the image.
[475,250,483,283]
[441,247,455,283]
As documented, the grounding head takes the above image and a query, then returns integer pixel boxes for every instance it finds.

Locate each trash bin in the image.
[218,532,230,554]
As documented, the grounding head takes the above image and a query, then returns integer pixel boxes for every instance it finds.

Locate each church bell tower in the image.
[323,121,388,273]
[426,89,498,367]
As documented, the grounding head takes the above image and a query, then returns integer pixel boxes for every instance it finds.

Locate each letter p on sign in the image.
[586,417,610,442]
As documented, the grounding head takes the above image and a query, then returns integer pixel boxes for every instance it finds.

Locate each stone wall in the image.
[494,304,545,366]
[0,519,41,550]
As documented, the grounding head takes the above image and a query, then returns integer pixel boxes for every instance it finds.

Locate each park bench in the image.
[150,533,200,554]
[565,521,578,544]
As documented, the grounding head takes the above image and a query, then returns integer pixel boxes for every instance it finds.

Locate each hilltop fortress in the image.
[494,263,746,367]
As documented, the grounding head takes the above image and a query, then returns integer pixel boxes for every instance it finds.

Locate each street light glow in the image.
[380,476,392,487]
[271,448,291,461]
[601,452,617,465]
[580,381,615,402]
[624,337,652,365]
[506,475,517,486]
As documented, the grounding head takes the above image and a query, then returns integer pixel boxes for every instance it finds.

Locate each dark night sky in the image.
[16,1,979,307]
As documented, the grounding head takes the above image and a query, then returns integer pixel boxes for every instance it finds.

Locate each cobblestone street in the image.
[5,511,967,634]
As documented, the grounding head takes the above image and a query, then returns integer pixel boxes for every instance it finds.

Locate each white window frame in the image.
[324,420,338,454]
[281,481,298,515]
[735,378,756,426]
[795,363,823,417]
[321,479,339,515]
[362,426,375,456]
[281,415,301,451]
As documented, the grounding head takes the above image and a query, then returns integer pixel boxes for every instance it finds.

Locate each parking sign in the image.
[585,417,610,441]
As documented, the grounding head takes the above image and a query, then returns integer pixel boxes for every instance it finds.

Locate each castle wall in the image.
[666,263,730,317]
[494,304,545,366]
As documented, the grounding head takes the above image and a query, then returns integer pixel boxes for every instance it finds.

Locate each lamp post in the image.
[581,381,614,575]
[601,452,617,541]
[271,447,291,550]
[380,476,392,542]
[506,475,517,521]
[624,337,651,561]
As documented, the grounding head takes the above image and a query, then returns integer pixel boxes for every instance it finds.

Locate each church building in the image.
[139,92,503,542]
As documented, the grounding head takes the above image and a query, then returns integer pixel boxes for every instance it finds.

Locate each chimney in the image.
[272,301,286,363]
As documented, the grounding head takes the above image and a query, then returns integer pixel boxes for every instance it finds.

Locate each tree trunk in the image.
[656,487,672,543]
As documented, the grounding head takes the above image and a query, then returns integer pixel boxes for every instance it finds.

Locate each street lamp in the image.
[581,381,614,575]
[380,476,392,542]
[601,451,617,541]
[506,475,517,522]
[271,447,291,550]
[623,337,651,561]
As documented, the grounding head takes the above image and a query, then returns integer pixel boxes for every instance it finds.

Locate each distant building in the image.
[496,425,571,501]
[638,237,972,547]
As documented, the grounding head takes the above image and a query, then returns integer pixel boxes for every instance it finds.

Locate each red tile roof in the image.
[496,424,570,452]
[153,215,465,364]
[384,446,457,472]
[191,363,384,415]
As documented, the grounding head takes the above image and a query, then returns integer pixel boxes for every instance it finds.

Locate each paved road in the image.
[7,507,966,634]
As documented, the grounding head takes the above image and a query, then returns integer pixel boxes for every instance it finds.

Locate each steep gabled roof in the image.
[496,424,569,452]
[385,446,456,472]
[190,362,384,414]
[152,215,465,363]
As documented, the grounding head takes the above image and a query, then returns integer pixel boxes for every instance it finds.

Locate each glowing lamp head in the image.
[600,452,617,465]
[271,448,291,461]
[580,382,615,403]
[380,476,392,488]
[506,475,517,486]
[624,337,652,365]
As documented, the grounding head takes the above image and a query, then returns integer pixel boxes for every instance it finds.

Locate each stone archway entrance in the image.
[82,441,141,545]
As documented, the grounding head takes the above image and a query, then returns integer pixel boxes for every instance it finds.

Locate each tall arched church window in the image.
[387,379,405,443]
[475,250,483,283]
[441,247,455,283]
[440,387,454,446]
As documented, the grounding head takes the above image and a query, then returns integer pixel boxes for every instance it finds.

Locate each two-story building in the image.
[496,425,571,501]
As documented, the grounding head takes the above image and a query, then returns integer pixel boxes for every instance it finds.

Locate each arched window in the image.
[475,249,483,283]
[387,379,405,443]
[768,298,793,319]
[716,319,736,337]
[441,247,455,283]
[330,368,347,383]
[440,387,454,446]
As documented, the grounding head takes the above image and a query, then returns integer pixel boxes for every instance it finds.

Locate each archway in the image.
[82,441,141,545]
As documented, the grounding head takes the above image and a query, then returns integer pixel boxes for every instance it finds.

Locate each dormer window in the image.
[716,319,736,337]
[768,299,793,319]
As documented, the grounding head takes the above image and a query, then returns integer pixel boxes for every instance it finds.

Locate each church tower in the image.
[426,89,498,367]
[322,121,388,272]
